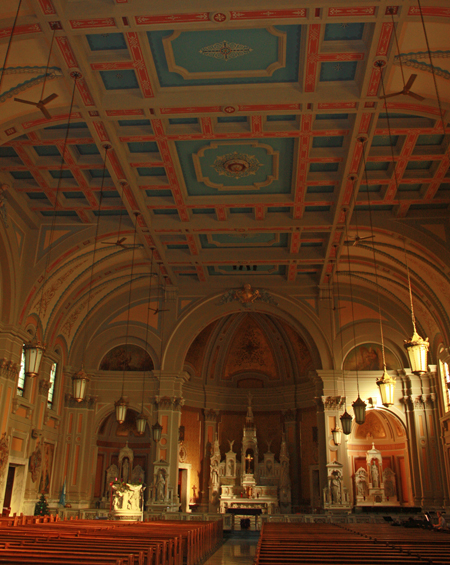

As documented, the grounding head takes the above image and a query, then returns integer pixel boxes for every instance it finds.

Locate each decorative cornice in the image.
[204,408,219,422]
[38,379,52,395]
[154,396,184,410]
[322,395,345,410]
[0,358,20,382]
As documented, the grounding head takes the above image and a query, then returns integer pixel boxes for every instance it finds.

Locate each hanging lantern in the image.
[152,421,163,442]
[72,368,89,402]
[377,369,396,407]
[353,396,366,425]
[115,396,128,424]
[340,411,353,435]
[331,426,342,446]
[135,412,147,435]
[24,339,46,378]
[404,330,429,374]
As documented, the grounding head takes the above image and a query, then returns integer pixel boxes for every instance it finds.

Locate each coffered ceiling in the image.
[1,0,449,296]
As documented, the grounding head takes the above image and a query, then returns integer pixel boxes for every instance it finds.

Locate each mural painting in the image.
[39,442,54,494]
[343,343,400,371]
[99,345,154,372]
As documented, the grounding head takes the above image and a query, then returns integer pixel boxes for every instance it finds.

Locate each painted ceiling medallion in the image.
[199,40,253,61]
[212,151,263,179]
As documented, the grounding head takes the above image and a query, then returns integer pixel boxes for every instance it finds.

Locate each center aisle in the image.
[203,532,259,565]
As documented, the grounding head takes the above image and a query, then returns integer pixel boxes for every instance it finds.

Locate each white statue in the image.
[330,470,341,503]
[131,464,145,484]
[122,458,130,483]
[156,471,166,501]
[371,461,379,488]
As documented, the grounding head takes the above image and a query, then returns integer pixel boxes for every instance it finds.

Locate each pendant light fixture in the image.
[25,73,79,379]
[135,248,157,435]
[336,268,353,435]
[343,209,366,425]
[115,212,140,424]
[403,239,429,374]
[72,144,110,401]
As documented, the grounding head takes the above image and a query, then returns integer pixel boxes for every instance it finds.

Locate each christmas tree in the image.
[34,493,49,516]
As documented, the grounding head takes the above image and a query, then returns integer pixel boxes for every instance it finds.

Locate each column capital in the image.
[204,408,220,422]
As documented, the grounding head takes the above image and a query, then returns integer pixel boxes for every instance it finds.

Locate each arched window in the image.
[440,360,450,412]
[47,362,58,410]
[16,345,26,397]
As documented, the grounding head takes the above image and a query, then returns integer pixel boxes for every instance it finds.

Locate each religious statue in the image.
[122,458,130,483]
[357,478,366,497]
[234,284,260,304]
[131,464,145,485]
[211,460,219,488]
[228,459,234,476]
[330,470,341,504]
[371,461,379,488]
[156,470,166,502]
[29,441,42,483]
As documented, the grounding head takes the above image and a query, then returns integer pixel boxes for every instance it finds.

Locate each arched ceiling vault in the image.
[0,0,449,359]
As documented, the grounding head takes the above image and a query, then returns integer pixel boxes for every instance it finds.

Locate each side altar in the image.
[210,394,291,515]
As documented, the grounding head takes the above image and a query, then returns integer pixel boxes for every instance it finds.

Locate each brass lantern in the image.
[404,330,429,375]
[115,396,128,424]
[72,368,89,402]
[340,410,353,435]
[24,339,46,378]
[152,421,163,442]
[376,368,396,407]
[135,412,147,435]
[331,426,342,446]
[352,396,366,425]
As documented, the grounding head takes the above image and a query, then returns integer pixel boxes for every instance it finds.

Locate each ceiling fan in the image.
[378,73,424,102]
[14,29,58,119]
[148,305,169,315]
[100,236,143,250]
[14,93,58,120]
[344,234,375,246]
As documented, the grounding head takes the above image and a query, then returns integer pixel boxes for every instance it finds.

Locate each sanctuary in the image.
[210,395,291,515]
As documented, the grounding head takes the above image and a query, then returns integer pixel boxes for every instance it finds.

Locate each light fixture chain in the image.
[389,8,406,88]
[403,238,417,332]
[121,214,139,396]
[378,67,400,193]
[80,145,110,368]
[343,210,361,397]
[37,73,79,329]
[360,141,387,370]
[39,28,56,103]
[336,270,347,408]
[417,0,449,147]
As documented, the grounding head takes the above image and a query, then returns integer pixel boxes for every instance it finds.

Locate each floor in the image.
[203,532,259,565]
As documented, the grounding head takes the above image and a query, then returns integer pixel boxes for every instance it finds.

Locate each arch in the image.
[163,292,331,374]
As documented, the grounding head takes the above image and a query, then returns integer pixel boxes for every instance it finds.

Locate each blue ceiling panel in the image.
[324,23,365,41]
[49,170,74,179]
[76,144,100,155]
[118,119,152,127]
[34,145,60,156]
[0,147,18,157]
[312,136,344,148]
[100,70,139,90]
[128,141,159,153]
[86,33,127,51]
[176,137,294,196]
[147,25,301,86]
[310,162,339,172]
[320,61,357,81]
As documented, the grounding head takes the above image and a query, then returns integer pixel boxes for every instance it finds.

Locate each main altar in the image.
[210,395,291,516]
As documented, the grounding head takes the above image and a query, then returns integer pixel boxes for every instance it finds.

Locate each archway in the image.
[347,409,412,506]
[93,410,152,505]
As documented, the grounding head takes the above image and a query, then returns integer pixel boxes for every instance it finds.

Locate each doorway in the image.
[3,466,15,513]
[178,468,188,512]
